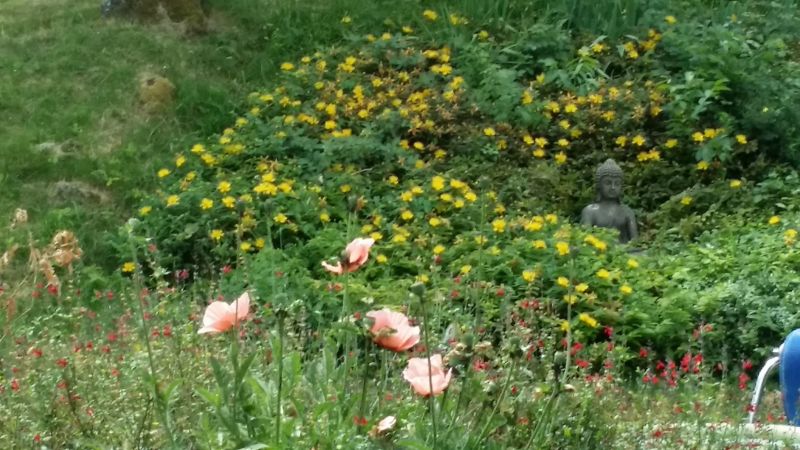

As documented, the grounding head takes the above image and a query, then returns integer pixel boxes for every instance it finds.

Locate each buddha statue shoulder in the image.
[580,158,638,243]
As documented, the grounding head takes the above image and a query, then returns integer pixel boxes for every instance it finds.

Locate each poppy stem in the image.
[472,358,519,447]
[358,335,370,431]
[417,286,438,446]
[275,313,285,445]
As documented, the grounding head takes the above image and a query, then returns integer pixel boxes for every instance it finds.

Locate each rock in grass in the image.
[138,74,175,113]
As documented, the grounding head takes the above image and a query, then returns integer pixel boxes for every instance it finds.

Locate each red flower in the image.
[56,358,68,368]
[639,348,649,358]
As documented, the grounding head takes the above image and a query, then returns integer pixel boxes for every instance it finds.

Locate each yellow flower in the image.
[556,241,570,256]
[596,269,610,279]
[532,240,547,249]
[465,192,478,202]
[665,15,677,24]
[696,161,710,171]
[157,168,170,178]
[401,191,414,202]
[560,320,570,332]
[483,127,496,137]
[492,218,506,233]
[240,242,253,252]
[215,196,232,209]
[474,235,487,245]
[489,246,501,256]
[200,198,214,210]
[166,195,180,207]
[736,134,748,144]
[175,155,186,167]
[374,254,387,265]
[615,136,627,147]
[554,152,567,165]
[191,144,206,154]
[401,210,414,221]
[478,30,489,41]
[210,229,224,241]
[218,181,231,193]
[139,206,152,216]
[340,184,351,193]
[557,139,569,148]
[627,258,640,269]
[388,175,399,185]
[620,284,633,295]
[280,62,295,71]
[785,229,797,245]
[563,294,577,305]
[433,244,446,255]
[429,217,442,227]
[370,232,383,241]
[417,274,430,284]
[579,313,598,328]
[121,262,136,273]
[692,132,705,143]
[422,9,438,21]
[729,179,742,189]
[681,196,693,206]
[320,212,330,223]
[704,128,718,138]
[665,139,678,149]
[575,283,589,293]
[432,176,446,191]
[274,213,288,224]
[522,270,537,283]
[402,26,413,34]
[557,276,569,288]
[460,265,472,275]
[632,135,646,147]
[440,193,453,202]
[341,15,352,24]
[769,215,781,225]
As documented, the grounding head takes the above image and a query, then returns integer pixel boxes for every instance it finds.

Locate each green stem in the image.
[418,288,438,446]
[275,314,285,445]
[472,358,519,447]
[358,336,370,431]
[525,390,560,449]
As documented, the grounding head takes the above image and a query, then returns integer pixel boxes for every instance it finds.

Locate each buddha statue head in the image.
[595,158,624,202]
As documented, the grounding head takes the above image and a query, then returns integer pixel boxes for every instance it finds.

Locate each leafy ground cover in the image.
[2,0,800,448]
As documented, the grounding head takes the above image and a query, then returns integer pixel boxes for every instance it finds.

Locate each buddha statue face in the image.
[595,159,624,203]
[598,175,622,201]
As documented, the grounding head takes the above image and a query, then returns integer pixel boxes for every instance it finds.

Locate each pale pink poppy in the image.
[321,237,375,274]
[197,292,251,334]
[366,308,420,352]
[377,415,396,433]
[402,354,452,397]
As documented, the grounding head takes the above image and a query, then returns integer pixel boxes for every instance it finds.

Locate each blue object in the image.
[780,329,800,425]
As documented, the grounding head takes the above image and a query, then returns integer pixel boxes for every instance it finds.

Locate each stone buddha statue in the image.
[580,158,638,243]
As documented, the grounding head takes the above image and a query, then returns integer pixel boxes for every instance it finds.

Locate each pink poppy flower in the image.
[402,354,452,397]
[197,292,251,334]
[321,237,375,274]
[366,309,420,352]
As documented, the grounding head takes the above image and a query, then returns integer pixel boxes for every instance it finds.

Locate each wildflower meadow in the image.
[3,0,800,448]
